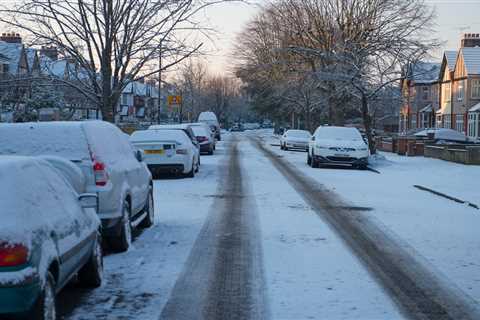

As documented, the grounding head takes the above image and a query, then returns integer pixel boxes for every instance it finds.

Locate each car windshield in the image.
[192,126,208,137]
[287,130,310,138]
[317,127,363,141]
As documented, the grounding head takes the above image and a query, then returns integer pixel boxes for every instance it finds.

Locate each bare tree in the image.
[0,0,230,122]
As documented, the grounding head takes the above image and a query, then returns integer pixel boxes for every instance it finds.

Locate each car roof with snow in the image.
[198,111,218,121]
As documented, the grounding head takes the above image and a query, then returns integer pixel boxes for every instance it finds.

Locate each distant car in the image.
[307,126,369,169]
[0,121,154,252]
[230,123,244,132]
[191,125,215,155]
[198,111,221,141]
[130,129,199,178]
[148,124,201,162]
[280,129,311,151]
[0,156,102,319]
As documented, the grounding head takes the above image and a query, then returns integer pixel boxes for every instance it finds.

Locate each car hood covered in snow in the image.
[316,139,367,149]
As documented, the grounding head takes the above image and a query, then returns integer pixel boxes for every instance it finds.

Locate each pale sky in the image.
[199,0,480,74]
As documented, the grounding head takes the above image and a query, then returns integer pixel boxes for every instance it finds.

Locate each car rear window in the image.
[192,126,209,137]
[287,130,311,138]
[0,122,91,161]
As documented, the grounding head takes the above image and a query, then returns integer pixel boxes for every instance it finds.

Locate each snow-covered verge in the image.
[61,139,226,320]
[239,140,404,319]
[257,130,480,305]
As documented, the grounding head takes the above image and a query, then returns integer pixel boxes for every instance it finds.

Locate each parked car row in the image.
[0,120,155,319]
[279,126,370,169]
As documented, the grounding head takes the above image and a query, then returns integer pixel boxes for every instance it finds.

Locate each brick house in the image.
[438,34,480,139]
[399,62,441,134]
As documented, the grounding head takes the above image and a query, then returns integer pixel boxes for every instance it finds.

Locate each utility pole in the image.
[157,40,162,124]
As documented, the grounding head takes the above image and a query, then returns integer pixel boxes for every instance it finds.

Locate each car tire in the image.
[78,235,103,288]
[280,144,284,150]
[110,200,132,252]
[139,190,154,228]
[186,163,195,178]
[311,152,319,168]
[31,272,56,320]
[207,148,214,155]
[284,146,289,151]
[358,164,368,170]
[307,153,312,165]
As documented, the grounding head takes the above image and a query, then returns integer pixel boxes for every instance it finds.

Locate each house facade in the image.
[438,33,480,140]
[399,62,441,134]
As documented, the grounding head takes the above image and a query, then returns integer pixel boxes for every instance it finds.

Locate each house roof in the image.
[444,51,458,72]
[459,47,480,75]
[469,102,480,112]
[406,62,440,84]
[0,41,24,73]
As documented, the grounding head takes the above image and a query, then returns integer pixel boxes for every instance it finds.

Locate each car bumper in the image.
[147,163,185,174]
[200,143,213,153]
[286,142,308,150]
[314,154,368,166]
[0,271,41,314]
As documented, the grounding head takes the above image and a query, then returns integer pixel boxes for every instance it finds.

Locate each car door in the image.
[37,163,95,288]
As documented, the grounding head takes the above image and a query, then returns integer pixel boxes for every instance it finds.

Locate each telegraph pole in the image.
[157,40,162,124]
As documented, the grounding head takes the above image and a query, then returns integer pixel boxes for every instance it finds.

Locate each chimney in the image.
[461,33,480,48]
[0,32,22,44]
[40,46,58,60]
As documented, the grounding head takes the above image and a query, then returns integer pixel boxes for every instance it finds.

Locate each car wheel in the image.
[78,235,103,287]
[307,153,312,165]
[280,144,284,150]
[31,272,56,320]
[110,200,132,252]
[284,145,289,151]
[358,164,368,170]
[186,163,195,178]
[311,152,319,168]
[207,148,214,155]
[139,190,154,228]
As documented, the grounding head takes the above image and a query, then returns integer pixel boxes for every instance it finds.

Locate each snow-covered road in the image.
[58,131,480,320]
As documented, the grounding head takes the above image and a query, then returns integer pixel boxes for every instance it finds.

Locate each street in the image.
[53,131,480,320]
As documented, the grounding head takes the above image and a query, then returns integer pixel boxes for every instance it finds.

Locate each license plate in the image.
[145,149,164,154]
[334,153,349,157]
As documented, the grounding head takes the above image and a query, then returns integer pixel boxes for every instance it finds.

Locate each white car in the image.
[198,111,221,141]
[280,129,311,151]
[130,129,199,178]
[0,121,154,252]
[148,123,201,162]
[307,126,369,169]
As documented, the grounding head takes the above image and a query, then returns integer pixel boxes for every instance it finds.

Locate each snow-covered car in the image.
[0,121,154,252]
[414,128,468,143]
[198,111,221,141]
[148,123,201,162]
[307,126,369,169]
[131,129,199,178]
[280,129,311,151]
[191,124,216,154]
[0,156,102,319]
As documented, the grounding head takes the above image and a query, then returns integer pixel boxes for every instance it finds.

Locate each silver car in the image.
[0,121,154,252]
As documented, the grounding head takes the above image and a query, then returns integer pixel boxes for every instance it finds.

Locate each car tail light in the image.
[176,149,188,155]
[93,161,109,186]
[0,243,29,267]
[197,136,207,142]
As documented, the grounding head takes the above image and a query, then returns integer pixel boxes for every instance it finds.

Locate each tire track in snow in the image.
[159,136,269,320]
[251,136,480,320]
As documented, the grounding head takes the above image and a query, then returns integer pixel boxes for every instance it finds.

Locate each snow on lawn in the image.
[239,139,404,319]
[62,137,227,320]
[257,130,480,305]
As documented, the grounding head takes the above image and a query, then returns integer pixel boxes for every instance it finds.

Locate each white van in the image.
[198,111,221,141]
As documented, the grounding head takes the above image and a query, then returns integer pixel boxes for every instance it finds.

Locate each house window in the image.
[457,80,465,101]
[436,115,443,128]
[472,80,480,99]
[444,114,451,129]
[468,113,479,139]
[422,86,429,100]
[455,116,464,132]
[121,93,129,105]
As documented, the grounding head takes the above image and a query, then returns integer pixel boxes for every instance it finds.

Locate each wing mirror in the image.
[79,193,98,209]
[135,150,144,162]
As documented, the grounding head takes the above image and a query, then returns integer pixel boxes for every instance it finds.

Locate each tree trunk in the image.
[361,93,376,155]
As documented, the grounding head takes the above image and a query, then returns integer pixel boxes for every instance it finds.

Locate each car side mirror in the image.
[135,150,143,162]
[79,193,98,209]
